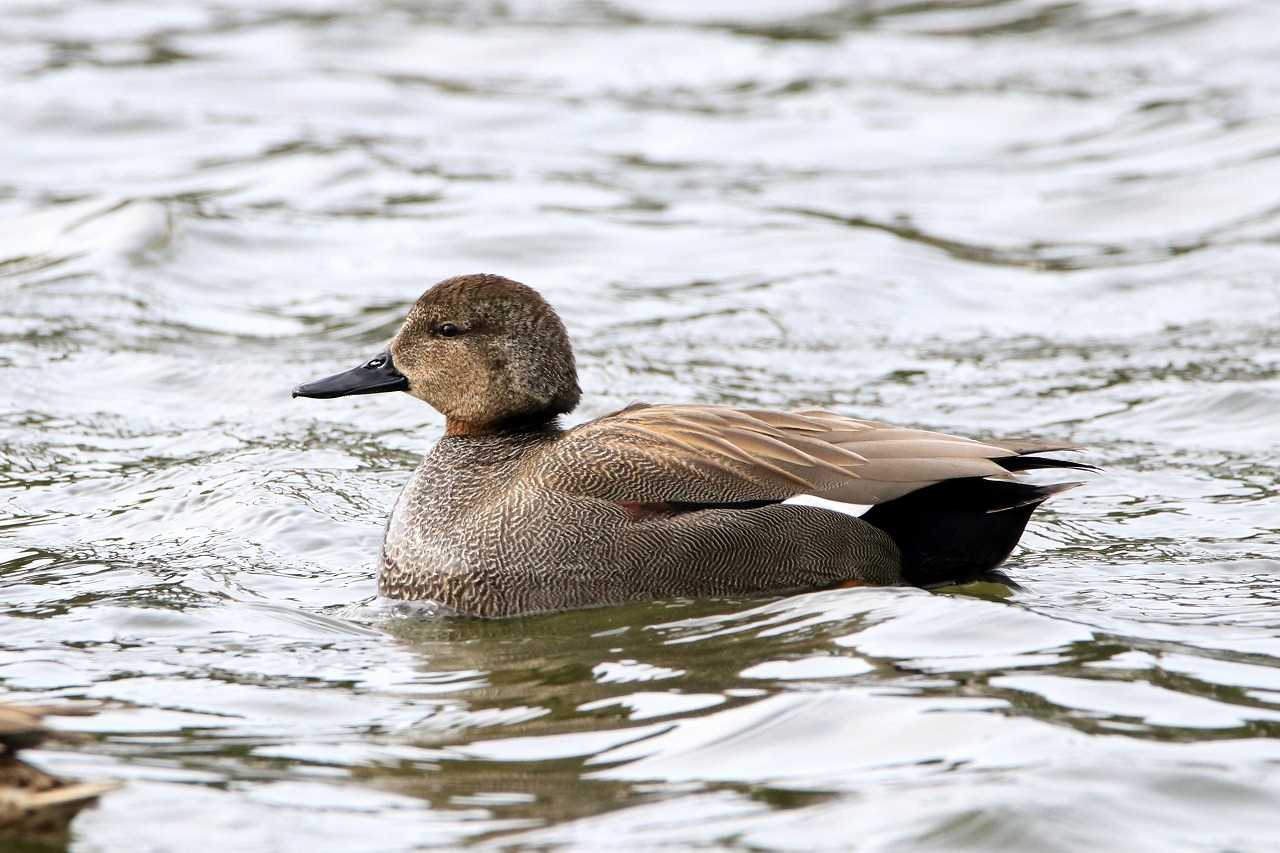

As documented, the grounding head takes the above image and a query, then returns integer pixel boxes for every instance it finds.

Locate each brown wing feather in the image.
[534,403,1083,506]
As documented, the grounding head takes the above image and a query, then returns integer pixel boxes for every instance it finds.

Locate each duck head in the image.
[293,274,581,435]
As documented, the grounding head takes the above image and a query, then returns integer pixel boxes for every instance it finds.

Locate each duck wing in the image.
[535,403,1088,506]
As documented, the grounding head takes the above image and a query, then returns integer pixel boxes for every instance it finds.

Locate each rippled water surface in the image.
[3,1,1280,850]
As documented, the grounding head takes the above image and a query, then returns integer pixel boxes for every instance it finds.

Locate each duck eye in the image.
[438,323,460,338]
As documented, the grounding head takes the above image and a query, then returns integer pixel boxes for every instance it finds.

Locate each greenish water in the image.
[3,1,1280,850]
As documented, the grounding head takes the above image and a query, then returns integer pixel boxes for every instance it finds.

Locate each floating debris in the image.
[0,702,118,847]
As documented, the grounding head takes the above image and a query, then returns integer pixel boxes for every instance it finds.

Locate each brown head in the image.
[293,274,581,435]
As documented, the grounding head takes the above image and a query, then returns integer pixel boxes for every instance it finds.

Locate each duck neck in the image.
[445,410,563,438]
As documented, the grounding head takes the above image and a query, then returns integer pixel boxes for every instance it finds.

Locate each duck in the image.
[293,274,1092,618]
[1,702,117,846]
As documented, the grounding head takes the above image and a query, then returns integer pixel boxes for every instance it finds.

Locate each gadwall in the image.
[1,702,117,845]
[295,274,1091,617]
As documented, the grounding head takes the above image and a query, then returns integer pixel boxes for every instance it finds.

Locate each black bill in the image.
[292,351,409,399]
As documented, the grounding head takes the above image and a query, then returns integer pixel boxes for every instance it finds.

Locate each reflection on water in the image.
[2,1,1280,850]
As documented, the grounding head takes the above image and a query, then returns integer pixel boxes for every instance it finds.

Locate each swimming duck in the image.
[294,274,1091,618]
[0,702,117,845]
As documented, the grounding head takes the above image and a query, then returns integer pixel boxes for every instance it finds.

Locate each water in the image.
[2,1,1279,850]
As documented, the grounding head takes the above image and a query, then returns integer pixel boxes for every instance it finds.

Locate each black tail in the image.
[860,478,1081,589]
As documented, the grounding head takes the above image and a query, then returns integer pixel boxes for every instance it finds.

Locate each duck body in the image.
[294,274,1092,619]
[379,426,902,617]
